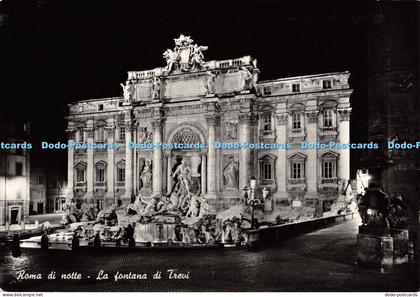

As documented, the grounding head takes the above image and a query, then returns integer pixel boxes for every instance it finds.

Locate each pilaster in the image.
[338,108,351,182]
[104,122,116,206]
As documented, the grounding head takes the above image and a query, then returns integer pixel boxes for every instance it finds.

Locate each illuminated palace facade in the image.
[66,36,352,215]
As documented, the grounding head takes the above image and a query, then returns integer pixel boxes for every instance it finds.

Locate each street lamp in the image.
[243,176,263,229]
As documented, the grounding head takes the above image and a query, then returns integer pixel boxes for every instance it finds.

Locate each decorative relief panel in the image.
[223,121,238,141]
[138,127,153,143]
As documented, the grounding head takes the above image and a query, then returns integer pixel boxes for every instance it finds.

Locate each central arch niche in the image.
[165,123,207,196]
[171,127,202,147]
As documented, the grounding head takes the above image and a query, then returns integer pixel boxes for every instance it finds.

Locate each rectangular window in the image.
[96,127,104,142]
[76,168,85,183]
[263,163,272,179]
[292,113,301,129]
[323,161,334,178]
[117,167,125,182]
[292,83,300,93]
[96,167,105,182]
[263,87,272,95]
[263,115,272,131]
[119,127,126,141]
[324,110,333,127]
[15,162,23,176]
[322,80,332,89]
[38,176,44,185]
[292,162,301,179]
[98,104,104,111]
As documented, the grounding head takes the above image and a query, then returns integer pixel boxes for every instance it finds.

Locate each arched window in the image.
[94,161,107,186]
[319,101,338,133]
[116,160,126,187]
[258,154,276,183]
[290,153,306,179]
[74,162,86,186]
[321,151,339,184]
[259,105,273,134]
[77,129,85,143]
[289,103,305,136]
[95,120,107,142]
[287,153,307,192]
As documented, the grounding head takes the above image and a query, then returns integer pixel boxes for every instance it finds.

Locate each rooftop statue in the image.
[120,81,135,104]
[151,76,161,100]
[162,34,208,73]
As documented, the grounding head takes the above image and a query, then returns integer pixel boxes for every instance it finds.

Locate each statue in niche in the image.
[223,157,239,189]
[151,76,161,100]
[240,67,253,90]
[120,81,134,104]
[204,71,216,94]
[139,160,152,190]
[224,121,238,141]
[173,158,193,194]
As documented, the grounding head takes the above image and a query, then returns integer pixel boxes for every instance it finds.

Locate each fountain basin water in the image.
[20,232,90,250]
[134,223,176,243]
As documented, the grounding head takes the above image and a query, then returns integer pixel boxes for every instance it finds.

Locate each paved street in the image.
[0,218,417,292]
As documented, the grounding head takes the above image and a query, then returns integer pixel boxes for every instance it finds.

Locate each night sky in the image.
[0,0,373,172]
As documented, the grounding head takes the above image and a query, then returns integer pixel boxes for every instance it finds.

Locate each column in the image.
[123,122,134,203]
[338,108,351,181]
[166,151,172,195]
[66,130,75,202]
[239,113,251,190]
[201,153,207,195]
[275,113,288,196]
[305,110,318,195]
[85,128,94,202]
[132,125,138,195]
[152,119,163,196]
[205,115,218,197]
[105,125,115,205]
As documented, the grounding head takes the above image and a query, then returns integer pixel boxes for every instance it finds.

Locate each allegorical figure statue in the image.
[252,68,260,89]
[223,157,239,189]
[204,71,216,94]
[151,76,161,100]
[224,121,238,141]
[240,67,253,90]
[140,160,152,190]
[190,44,208,70]
[173,159,192,194]
[120,81,134,104]
[163,49,178,72]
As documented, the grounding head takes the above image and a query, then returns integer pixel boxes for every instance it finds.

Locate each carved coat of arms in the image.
[163,34,208,73]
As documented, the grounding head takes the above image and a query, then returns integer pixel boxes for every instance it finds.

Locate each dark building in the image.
[366,3,419,228]
[0,122,31,225]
